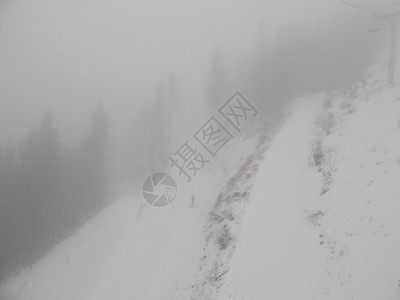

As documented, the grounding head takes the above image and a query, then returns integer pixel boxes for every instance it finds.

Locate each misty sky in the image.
[0,0,382,146]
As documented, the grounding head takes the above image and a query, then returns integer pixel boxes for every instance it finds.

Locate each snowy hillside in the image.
[217,69,400,299]
[2,68,400,300]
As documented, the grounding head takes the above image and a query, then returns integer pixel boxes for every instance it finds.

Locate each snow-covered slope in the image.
[2,69,400,300]
[217,70,400,299]
[217,93,326,299]
[0,126,265,300]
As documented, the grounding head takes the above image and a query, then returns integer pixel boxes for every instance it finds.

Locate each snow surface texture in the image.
[2,69,400,299]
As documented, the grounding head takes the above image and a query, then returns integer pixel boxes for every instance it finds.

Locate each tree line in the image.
[0,102,109,280]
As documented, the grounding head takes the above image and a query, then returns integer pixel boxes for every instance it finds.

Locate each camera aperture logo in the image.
[142,172,177,207]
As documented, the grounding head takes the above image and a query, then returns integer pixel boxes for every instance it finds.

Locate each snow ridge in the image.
[191,131,276,299]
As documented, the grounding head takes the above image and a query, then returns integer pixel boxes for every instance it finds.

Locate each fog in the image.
[0,0,391,292]
[0,0,338,145]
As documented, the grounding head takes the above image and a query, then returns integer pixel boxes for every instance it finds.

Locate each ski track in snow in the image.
[217,93,326,299]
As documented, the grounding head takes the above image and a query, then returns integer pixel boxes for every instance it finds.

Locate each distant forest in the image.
[0,103,109,279]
